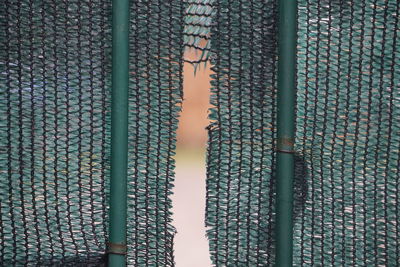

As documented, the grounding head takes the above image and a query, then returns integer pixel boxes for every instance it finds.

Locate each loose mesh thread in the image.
[0,0,111,265]
[205,0,400,266]
[184,0,214,65]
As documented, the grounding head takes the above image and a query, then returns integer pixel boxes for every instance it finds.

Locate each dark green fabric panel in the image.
[0,1,185,266]
[127,1,185,266]
[206,0,400,266]
[295,0,400,265]
[0,0,111,265]
[205,0,278,265]
[1,0,399,266]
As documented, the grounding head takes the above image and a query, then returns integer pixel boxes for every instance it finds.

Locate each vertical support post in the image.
[275,0,297,266]
[109,0,129,265]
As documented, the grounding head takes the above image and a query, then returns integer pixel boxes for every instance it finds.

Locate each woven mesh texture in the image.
[1,0,185,266]
[127,1,185,266]
[2,0,399,266]
[294,0,400,265]
[205,0,279,265]
[206,0,400,266]
[0,0,110,265]
[184,0,214,65]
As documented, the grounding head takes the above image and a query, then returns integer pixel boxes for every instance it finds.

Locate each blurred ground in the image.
[171,59,213,267]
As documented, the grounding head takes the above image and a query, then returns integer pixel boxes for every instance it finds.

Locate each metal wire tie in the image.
[107,242,127,255]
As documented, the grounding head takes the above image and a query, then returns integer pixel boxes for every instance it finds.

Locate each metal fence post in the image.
[275,0,297,266]
[109,0,129,265]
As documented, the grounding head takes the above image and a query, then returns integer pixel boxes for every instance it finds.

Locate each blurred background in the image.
[171,52,213,267]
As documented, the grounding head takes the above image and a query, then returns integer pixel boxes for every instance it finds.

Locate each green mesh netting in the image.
[1,0,399,266]
[206,0,400,266]
[205,0,278,265]
[184,0,213,64]
[127,1,184,265]
[0,0,185,265]
[0,0,110,265]
[294,0,400,265]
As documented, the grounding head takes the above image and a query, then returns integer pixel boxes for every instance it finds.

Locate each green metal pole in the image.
[275,0,297,266]
[109,0,129,265]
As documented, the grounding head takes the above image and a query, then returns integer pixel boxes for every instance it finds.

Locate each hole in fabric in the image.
[171,59,212,267]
